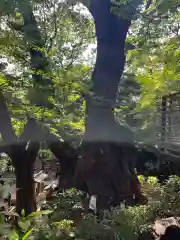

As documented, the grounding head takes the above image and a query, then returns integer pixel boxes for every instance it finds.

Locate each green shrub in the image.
[2,176,180,240]
[46,188,83,221]
[156,175,180,217]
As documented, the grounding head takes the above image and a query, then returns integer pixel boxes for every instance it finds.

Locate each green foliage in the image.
[38,148,54,160]
[157,176,180,217]
[0,209,53,240]
[0,0,95,143]
[46,188,83,220]
[116,4,180,142]
[75,204,154,240]
[0,0,179,144]
[0,154,11,173]
[2,179,180,240]
[127,7,180,108]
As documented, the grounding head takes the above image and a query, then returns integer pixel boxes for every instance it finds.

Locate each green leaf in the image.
[22,228,34,240]
[18,220,31,232]
[8,231,19,240]
[1,211,19,217]
[15,12,21,18]
[0,36,11,46]
[26,210,53,220]
[21,209,25,218]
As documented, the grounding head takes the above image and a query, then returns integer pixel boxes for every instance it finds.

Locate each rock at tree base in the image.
[154,217,180,236]
[137,217,180,239]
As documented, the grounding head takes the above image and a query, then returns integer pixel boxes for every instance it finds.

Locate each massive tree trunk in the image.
[45,131,77,190]
[80,0,142,212]
[14,119,41,215]
[0,92,41,215]
[84,0,131,142]
[13,139,40,215]
[13,144,38,215]
[15,123,41,215]
[15,159,35,215]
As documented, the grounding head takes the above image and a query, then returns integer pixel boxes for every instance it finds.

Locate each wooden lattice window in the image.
[161,92,180,156]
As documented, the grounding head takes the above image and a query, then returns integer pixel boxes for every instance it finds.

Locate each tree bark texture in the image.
[84,0,131,142]
[0,92,41,215]
[46,132,77,190]
[79,0,143,212]
[14,148,36,215]
[13,140,40,215]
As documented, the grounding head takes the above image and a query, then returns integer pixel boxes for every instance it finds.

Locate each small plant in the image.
[0,209,53,240]
[138,175,146,184]
[109,205,155,239]
[2,175,180,240]
[157,175,180,217]
[147,176,158,186]
[46,188,84,221]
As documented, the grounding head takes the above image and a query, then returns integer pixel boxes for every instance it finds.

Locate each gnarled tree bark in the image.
[13,137,40,215]
[13,141,40,215]
[0,92,41,215]
[79,0,144,212]
[44,130,77,190]
[84,0,131,142]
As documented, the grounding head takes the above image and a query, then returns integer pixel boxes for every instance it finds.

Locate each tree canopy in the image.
[0,0,179,143]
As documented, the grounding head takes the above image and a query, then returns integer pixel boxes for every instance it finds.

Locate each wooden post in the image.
[161,96,166,152]
[167,97,172,142]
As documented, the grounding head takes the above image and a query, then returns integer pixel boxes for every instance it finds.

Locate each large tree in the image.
[70,0,180,210]
[73,0,144,210]
[0,0,93,214]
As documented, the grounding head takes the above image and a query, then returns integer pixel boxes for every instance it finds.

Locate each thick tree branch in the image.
[47,8,57,53]
[18,118,43,144]
[43,127,76,159]
[42,126,77,187]
[17,0,52,90]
